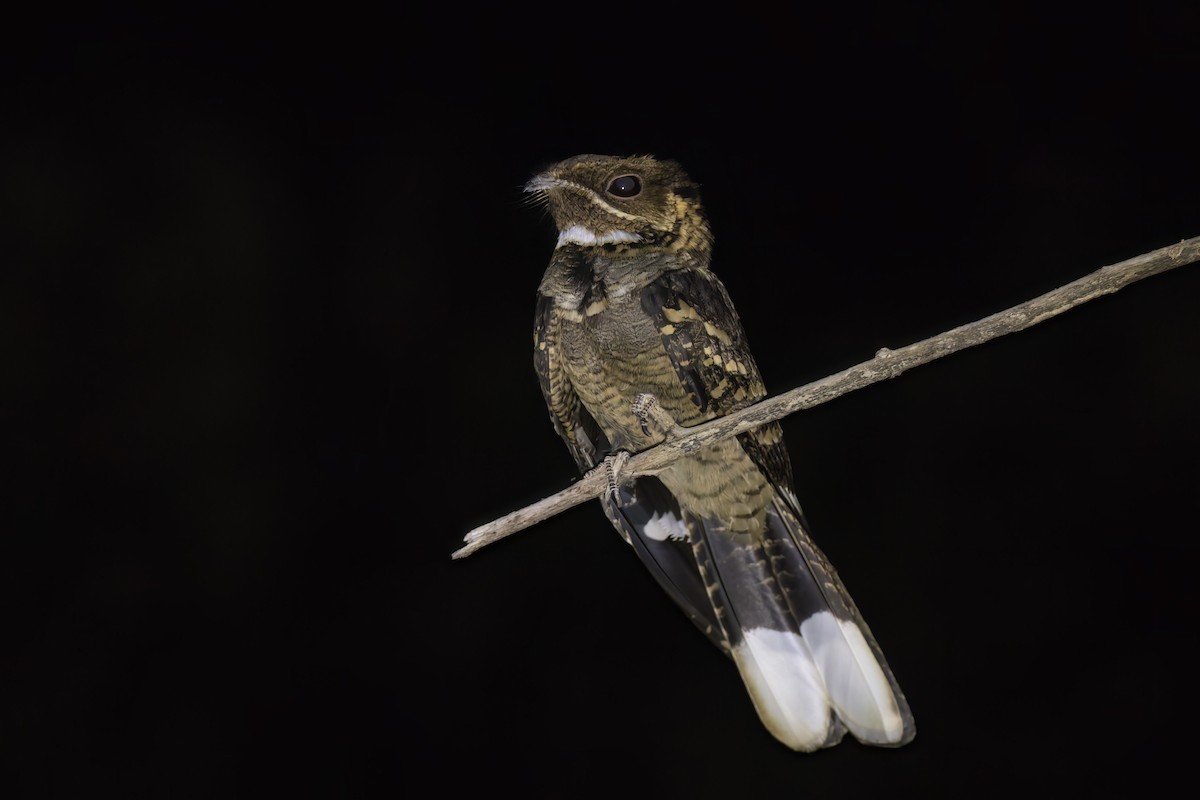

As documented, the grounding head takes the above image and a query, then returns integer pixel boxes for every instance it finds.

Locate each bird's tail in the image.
[690,495,916,751]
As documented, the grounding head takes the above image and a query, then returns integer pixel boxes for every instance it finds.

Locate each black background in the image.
[5,5,1200,798]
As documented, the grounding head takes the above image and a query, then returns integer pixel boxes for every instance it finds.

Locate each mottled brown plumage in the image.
[526,154,915,751]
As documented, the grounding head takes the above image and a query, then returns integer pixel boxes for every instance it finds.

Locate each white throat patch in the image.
[556,225,643,248]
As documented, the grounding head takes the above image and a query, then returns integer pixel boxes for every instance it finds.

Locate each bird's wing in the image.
[534,294,607,473]
[637,266,916,751]
[534,292,727,650]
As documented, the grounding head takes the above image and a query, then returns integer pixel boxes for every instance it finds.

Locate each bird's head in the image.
[524,154,711,252]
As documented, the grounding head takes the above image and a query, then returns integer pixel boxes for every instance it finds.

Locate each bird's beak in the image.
[524,174,561,193]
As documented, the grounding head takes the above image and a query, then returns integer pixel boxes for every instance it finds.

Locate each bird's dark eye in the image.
[606,174,642,198]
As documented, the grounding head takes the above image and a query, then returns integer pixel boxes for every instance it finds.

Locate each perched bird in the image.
[525,154,915,752]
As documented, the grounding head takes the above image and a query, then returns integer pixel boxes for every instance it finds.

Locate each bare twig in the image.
[453,236,1200,559]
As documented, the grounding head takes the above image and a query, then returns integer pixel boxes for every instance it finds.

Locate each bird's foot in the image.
[632,392,687,439]
[603,451,631,499]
